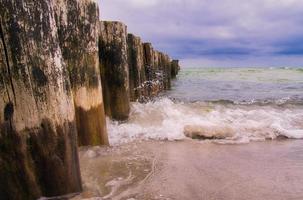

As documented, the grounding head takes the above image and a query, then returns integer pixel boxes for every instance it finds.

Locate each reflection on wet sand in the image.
[72,139,303,200]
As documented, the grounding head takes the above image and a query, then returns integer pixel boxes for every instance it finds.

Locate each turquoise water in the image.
[166,67,303,104]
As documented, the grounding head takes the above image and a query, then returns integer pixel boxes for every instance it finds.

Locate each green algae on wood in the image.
[99,21,130,121]
[54,0,109,146]
[171,60,180,79]
[127,34,146,101]
[0,0,82,199]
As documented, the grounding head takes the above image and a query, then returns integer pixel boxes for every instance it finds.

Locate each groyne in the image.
[0,0,180,199]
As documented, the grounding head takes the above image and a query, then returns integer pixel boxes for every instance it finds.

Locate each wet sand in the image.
[73,139,303,200]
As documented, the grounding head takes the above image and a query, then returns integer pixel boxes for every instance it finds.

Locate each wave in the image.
[175,96,303,106]
[107,98,303,145]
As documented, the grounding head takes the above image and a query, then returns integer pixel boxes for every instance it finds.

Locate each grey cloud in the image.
[99,0,303,67]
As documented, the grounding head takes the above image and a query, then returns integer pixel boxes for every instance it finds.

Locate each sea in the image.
[108,67,303,145]
[72,67,303,200]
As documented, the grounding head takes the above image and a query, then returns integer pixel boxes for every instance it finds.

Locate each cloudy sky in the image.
[100,0,303,67]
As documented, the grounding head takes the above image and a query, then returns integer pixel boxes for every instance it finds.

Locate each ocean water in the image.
[73,67,303,200]
[108,67,303,145]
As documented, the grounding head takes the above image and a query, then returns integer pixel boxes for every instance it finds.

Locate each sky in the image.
[99,0,303,67]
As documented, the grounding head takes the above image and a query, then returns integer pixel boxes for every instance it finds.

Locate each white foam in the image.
[107,98,303,145]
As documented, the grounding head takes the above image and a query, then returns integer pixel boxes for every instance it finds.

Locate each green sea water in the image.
[166,67,303,104]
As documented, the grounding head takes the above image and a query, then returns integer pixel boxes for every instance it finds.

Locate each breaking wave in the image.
[107,98,303,145]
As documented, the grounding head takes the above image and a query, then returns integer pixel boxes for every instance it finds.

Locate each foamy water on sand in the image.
[108,98,303,145]
[73,67,303,200]
[73,140,303,200]
[108,67,303,145]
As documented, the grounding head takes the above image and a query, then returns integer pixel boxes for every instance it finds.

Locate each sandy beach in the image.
[3,1,303,199]
[73,139,303,200]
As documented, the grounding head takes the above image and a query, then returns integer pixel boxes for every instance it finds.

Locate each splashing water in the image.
[108,98,303,145]
[73,67,303,200]
[108,67,303,145]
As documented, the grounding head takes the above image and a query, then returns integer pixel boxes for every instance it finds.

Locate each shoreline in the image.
[73,139,303,200]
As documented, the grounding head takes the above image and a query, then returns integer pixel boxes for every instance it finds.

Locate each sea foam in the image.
[107,98,303,145]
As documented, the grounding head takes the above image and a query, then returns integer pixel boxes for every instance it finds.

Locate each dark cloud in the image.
[100,0,303,67]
